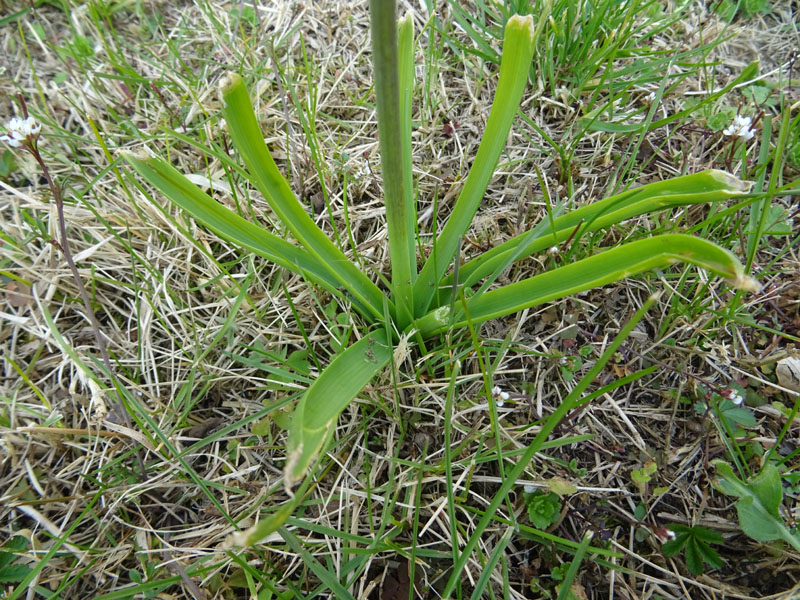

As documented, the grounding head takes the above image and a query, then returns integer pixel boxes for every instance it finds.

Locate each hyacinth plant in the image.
[123,1,756,547]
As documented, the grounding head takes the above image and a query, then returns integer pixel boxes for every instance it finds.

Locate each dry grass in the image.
[1,1,799,598]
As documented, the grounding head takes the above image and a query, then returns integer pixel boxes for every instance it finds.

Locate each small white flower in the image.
[496,399,505,407]
[645,91,656,102]
[492,385,502,396]
[723,114,755,141]
[2,115,41,149]
[728,389,744,406]
[0,134,22,148]
[548,246,559,255]
[524,484,536,494]
[665,529,677,540]
[500,391,510,401]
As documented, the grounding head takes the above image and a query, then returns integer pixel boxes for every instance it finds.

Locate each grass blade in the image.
[468,527,514,600]
[581,61,759,133]
[279,527,357,600]
[556,530,594,600]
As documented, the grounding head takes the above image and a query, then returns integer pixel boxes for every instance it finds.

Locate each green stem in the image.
[370,0,415,328]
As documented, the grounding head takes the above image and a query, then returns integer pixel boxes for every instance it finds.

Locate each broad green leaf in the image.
[746,463,782,516]
[0,537,26,569]
[762,205,793,236]
[220,74,386,321]
[413,13,543,316]
[718,402,757,429]
[445,170,752,293]
[285,329,392,487]
[713,461,800,551]
[526,491,561,529]
[0,565,32,584]
[662,524,723,574]
[416,234,755,336]
[122,153,378,320]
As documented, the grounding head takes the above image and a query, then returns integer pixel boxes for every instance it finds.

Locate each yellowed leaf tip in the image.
[708,170,753,194]
[218,72,242,97]
[120,149,150,162]
[732,274,760,293]
[506,14,535,43]
[283,441,304,493]
[222,530,249,549]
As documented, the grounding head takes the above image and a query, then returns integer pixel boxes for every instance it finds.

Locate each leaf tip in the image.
[222,530,248,549]
[507,14,535,43]
[219,72,243,98]
[120,149,150,164]
[708,169,753,194]
[731,273,759,293]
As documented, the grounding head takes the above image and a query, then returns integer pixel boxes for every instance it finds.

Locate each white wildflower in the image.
[496,399,505,407]
[645,91,656,102]
[723,114,755,141]
[727,389,744,406]
[0,135,22,148]
[665,529,677,540]
[524,484,536,494]
[1,115,41,149]
[548,245,559,255]
[491,386,510,407]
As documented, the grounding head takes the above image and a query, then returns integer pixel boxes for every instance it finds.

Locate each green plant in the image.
[57,33,96,63]
[713,461,800,552]
[662,524,724,575]
[525,489,562,529]
[631,460,658,493]
[0,149,16,179]
[123,2,755,552]
[713,0,772,21]
[0,536,31,585]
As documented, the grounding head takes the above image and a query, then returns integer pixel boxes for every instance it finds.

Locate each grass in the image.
[1,1,800,599]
